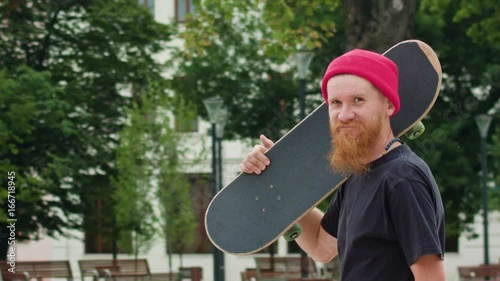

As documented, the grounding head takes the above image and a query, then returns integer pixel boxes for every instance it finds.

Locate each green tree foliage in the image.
[157,96,198,269]
[174,1,305,141]
[185,0,338,61]
[415,0,499,241]
[0,0,172,253]
[454,0,500,45]
[0,66,74,235]
[114,79,198,259]
[113,93,158,255]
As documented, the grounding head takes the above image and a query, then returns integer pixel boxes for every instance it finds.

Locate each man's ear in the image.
[386,99,396,117]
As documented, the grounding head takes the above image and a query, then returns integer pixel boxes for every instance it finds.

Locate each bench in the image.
[255,256,318,280]
[1,260,73,281]
[241,268,291,281]
[78,259,150,281]
[458,265,500,281]
[149,272,179,281]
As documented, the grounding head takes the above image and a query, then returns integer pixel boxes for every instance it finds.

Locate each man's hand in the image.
[240,135,274,174]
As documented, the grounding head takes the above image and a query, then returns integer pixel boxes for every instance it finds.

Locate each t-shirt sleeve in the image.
[389,177,444,266]
[321,188,342,238]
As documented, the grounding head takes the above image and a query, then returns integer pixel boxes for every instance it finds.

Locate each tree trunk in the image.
[343,0,416,53]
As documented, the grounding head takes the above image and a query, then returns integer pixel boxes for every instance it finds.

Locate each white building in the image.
[16,1,500,281]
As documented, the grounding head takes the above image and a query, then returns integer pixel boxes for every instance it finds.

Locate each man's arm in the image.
[296,208,338,263]
[410,254,445,281]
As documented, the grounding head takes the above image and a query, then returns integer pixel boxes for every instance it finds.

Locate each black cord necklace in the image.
[382,137,403,156]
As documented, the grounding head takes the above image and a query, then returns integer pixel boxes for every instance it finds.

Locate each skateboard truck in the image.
[405,121,425,140]
[284,224,302,242]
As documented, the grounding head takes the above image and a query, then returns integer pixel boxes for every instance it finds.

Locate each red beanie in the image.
[321,49,400,116]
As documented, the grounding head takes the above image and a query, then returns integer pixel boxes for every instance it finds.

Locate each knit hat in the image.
[321,49,400,116]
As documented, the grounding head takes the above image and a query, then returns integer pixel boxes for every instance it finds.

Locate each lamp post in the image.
[294,47,314,278]
[203,97,226,281]
[475,114,493,265]
[294,48,315,120]
[215,108,227,281]
[215,108,228,192]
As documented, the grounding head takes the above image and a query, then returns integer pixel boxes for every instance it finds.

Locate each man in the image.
[240,49,445,281]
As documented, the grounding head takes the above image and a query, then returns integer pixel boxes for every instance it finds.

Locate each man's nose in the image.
[337,105,355,122]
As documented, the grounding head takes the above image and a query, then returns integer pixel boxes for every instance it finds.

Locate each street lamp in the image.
[294,47,314,278]
[475,114,493,265]
[203,96,226,281]
[215,108,228,192]
[294,48,315,120]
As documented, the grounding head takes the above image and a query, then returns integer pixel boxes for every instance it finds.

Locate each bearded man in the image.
[240,49,445,281]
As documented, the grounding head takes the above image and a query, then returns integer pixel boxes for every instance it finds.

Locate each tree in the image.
[414,0,499,244]
[0,0,172,257]
[0,66,74,256]
[174,1,302,141]
[113,93,158,255]
[157,96,199,270]
[114,79,198,262]
[453,0,500,213]
[454,0,500,46]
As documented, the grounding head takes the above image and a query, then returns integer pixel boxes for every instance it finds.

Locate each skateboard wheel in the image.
[284,224,302,241]
[405,121,425,140]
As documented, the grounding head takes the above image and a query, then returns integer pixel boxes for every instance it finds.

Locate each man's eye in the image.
[354,97,364,103]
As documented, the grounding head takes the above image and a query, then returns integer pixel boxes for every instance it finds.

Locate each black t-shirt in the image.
[321,144,445,281]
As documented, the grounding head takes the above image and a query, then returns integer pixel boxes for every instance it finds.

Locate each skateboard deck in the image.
[205,40,442,255]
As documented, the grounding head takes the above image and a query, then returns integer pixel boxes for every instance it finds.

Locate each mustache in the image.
[330,120,364,134]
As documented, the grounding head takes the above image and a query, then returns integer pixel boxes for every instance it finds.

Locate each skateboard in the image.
[205,40,442,255]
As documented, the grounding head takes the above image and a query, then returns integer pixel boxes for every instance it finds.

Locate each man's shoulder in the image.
[376,144,435,188]
[386,144,427,171]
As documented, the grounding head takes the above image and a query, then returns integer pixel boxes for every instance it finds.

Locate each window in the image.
[175,0,196,22]
[84,198,130,254]
[138,0,155,16]
[84,197,113,253]
[82,176,131,254]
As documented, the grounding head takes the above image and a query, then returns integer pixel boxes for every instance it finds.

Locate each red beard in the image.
[329,116,383,176]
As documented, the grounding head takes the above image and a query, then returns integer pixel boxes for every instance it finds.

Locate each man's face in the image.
[326,75,392,175]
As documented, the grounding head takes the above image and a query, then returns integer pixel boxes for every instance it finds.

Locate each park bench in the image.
[0,260,73,281]
[458,264,500,281]
[254,256,318,280]
[241,267,292,281]
[78,259,151,281]
[149,272,179,281]
[241,267,319,281]
[78,260,198,281]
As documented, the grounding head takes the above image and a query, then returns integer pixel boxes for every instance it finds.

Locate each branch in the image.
[36,5,61,69]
